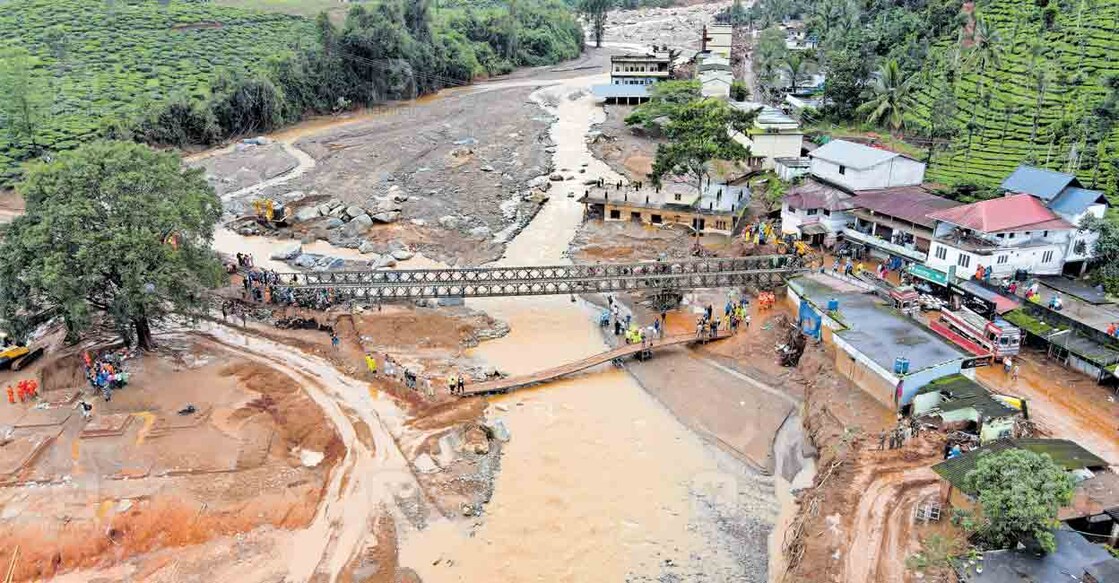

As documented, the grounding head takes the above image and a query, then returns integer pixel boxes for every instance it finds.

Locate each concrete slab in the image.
[15,407,72,428]
[79,413,133,438]
[0,430,59,479]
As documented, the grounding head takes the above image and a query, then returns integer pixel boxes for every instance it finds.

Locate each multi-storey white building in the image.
[924,194,1082,278]
[729,103,804,170]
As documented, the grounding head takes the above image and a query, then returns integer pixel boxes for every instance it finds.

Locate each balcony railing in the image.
[842,228,927,262]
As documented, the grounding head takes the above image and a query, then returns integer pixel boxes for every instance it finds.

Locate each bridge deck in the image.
[461,331,730,396]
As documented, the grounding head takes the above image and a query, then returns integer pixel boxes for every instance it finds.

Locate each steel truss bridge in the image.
[276,255,802,300]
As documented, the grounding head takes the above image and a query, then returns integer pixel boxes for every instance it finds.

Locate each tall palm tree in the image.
[782,52,816,94]
[858,59,918,136]
[963,16,1002,138]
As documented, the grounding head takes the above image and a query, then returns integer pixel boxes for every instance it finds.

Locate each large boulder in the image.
[391,249,415,261]
[270,242,302,261]
[294,206,321,222]
[322,217,345,229]
[438,215,459,229]
[371,211,401,224]
[346,213,374,232]
[358,241,379,255]
[345,205,366,219]
[294,254,318,269]
[469,226,492,240]
[370,255,397,269]
[317,203,334,216]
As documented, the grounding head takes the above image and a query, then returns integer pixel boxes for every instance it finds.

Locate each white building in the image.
[700,69,733,98]
[924,194,1083,278]
[808,140,926,191]
[702,24,733,58]
[609,52,671,86]
[1000,164,1109,273]
[730,103,804,170]
[780,180,854,242]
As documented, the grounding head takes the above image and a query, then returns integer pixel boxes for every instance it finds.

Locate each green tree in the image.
[730,80,749,101]
[0,48,50,151]
[783,51,816,94]
[624,80,702,128]
[580,0,614,48]
[962,449,1075,553]
[753,26,789,102]
[857,59,918,135]
[962,16,1002,151]
[647,98,756,195]
[0,141,224,349]
[1082,214,1119,294]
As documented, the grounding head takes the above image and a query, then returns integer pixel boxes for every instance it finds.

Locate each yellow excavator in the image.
[0,338,43,372]
[252,198,289,227]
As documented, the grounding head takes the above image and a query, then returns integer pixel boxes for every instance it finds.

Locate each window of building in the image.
[609,209,621,220]
[1042,230,1049,237]
[997,233,1005,239]
[674,193,682,201]
[1008,232,1015,239]
[997,255,1008,265]
[934,245,947,261]
[1042,250,1054,263]
[806,208,818,216]
[957,253,971,268]
[651,214,663,224]
[838,165,847,175]
[823,209,831,217]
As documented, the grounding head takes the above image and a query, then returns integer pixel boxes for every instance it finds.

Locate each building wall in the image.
[700,77,731,98]
[775,161,810,182]
[833,338,901,409]
[810,156,926,190]
[780,203,851,236]
[706,25,733,58]
[900,359,965,405]
[602,203,735,234]
[748,133,804,169]
[926,239,1069,277]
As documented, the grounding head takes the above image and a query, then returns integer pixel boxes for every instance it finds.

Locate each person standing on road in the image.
[331,332,341,350]
[457,376,465,394]
[1012,365,1020,384]
[365,353,377,374]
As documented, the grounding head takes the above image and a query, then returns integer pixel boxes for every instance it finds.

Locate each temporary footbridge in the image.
[461,331,732,396]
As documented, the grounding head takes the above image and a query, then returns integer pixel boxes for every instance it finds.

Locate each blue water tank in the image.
[894,357,910,375]
[827,298,839,311]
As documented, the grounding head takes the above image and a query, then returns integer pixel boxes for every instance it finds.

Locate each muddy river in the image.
[392,75,777,581]
[206,64,782,581]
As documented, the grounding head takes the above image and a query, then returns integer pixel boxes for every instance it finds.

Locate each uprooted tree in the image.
[962,448,1075,553]
[0,140,224,349]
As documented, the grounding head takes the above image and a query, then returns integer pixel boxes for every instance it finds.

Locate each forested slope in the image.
[0,0,311,182]
[0,0,583,186]
[914,0,1118,191]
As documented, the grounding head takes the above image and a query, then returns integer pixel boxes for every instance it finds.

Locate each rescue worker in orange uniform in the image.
[6,385,14,404]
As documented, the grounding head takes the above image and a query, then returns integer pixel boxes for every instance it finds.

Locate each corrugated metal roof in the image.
[957,530,1117,583]
[591,84,650,99]
[849,186,960,228]
[927,194,1072,233]
[933,438,1108,493]
[1000,165,1079,201]
[917,374,1018,418]
[1049,186,1107,215]
[808,139,898,169]
[784,179,854,211]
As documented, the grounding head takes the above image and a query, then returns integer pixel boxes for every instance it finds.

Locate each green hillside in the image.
[0,0,312,183]
[915,0,1119,193]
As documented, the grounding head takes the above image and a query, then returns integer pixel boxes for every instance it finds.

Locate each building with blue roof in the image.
[998,165,1109,274]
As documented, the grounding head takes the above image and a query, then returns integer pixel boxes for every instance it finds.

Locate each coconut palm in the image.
[782,52,816,94]
[858,59,919,136]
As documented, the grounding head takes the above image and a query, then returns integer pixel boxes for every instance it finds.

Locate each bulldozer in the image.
[251,198,289,227]
[0,342,44,372]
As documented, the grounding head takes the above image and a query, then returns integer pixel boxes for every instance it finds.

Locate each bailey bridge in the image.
[277,254,802,300]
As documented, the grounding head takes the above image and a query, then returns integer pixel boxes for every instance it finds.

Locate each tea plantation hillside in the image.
[916,0,1119,193]
[0,0,313,183]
